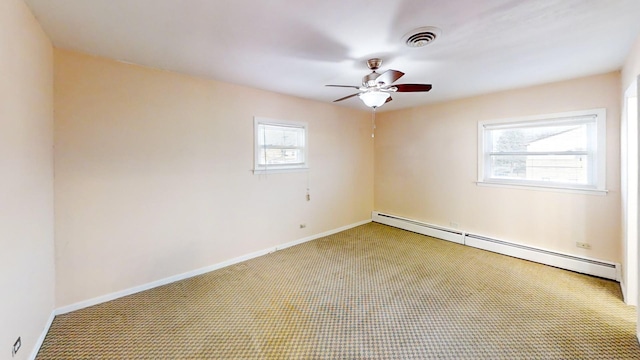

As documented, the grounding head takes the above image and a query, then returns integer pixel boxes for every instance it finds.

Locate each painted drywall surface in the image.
[621,31,640,330]
[0,0,55,358]
[622,33,640,92]
[620,87,638,305]
[53,49,373,307]
[620,33,640,305]
[375,72,621,262]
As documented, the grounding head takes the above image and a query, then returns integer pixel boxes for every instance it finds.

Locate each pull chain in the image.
[371,108,376,138]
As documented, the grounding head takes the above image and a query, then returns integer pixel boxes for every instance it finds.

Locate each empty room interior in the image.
[4,0,640,358]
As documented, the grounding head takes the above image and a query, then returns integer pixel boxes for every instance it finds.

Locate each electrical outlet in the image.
[576,242,591,250]
[299,224,306,229]
[12,337,21,357]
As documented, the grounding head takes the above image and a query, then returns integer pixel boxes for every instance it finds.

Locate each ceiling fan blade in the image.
[333,93,360,102]
[385,96,393,103]
[376,70,404,85]
[394,84,432,92]
[326,84,361,89]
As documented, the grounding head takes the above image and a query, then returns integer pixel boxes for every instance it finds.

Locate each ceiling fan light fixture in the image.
[359,91,390,108]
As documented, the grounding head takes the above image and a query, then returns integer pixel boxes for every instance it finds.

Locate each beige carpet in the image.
[37,223,639,359]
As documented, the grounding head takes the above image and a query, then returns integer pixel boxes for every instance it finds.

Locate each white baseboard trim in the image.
[621,278,628,304]
[372,211,620,281]
[29,310,55,360]
[55,219,371,316]
[272,219,371,251]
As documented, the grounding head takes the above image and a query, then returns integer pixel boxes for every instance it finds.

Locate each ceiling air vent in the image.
[403,26,441,48]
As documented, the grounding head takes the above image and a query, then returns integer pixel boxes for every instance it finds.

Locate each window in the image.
[478,109,606,193]
[254,117,308,173]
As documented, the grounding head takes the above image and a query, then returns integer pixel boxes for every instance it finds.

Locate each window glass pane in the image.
[259,124,304,147]
[489,123,588,153]
[258,148,304,165]
[254,118,308,172]
[490,154,588,184]
[479,109,605,191]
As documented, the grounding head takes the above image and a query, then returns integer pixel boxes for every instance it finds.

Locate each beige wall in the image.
[53,49,373,307]
[375,72,621,262]
[0,0,55,358]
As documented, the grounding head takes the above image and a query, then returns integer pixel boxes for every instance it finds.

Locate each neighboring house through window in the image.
[478,108,606,194]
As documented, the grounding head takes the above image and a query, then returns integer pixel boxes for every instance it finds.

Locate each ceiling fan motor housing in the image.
[363,72,380,86]
[363,58,383,86]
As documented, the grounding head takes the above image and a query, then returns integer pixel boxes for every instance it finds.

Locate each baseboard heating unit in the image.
[372,211,619,281]
[372,212,464,244]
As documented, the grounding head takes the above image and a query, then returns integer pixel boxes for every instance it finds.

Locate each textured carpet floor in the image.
[37,223,639,359]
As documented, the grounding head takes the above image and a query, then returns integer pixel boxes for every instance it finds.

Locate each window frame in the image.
[477,108,607,194]
[253,117,309,174]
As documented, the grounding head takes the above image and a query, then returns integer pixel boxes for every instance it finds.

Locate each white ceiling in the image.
[24,0,640,112]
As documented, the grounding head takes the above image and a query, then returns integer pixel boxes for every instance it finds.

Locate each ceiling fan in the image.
[326,58,432,109]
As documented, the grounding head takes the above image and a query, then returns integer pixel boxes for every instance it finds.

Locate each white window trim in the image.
[477,108,607,194]
[253,117,309,174]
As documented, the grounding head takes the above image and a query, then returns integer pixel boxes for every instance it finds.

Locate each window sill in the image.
[253,167,309,175]
[476,181,608,196]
